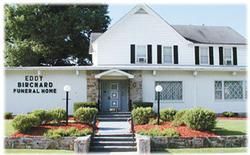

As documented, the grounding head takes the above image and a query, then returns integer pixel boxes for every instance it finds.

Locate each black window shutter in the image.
[233,47,237,65]
[173,45,178,64]
[219,47,223,65]
[209,46,214,65]
[157,45,162,64]
[130,44,135,64]
[195,46,199,65]
[147,45,152,64]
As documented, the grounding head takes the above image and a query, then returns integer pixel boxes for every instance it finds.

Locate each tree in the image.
[5,5,110,66]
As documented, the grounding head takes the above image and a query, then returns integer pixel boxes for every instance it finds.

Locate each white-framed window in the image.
[162,46,173,64]
[155,81,183,101]
[215,80,247,100]
[136,45,147,63]
[224,48,233,65]
[200,47,209,65]
[214,81,223,100]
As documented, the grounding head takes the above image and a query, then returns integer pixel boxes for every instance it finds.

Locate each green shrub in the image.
[137,128,179,137]
[44,127,92,139]
[74,107,98,124]
[73,102,97,112]
[172,110,188,126]
[160,108,177,122]
[132,102,153,109]
[185,107,216,131]
[222,111,235,117]
[31,110,52,125]
[12,114,40,133]
[48,108,66,124]
[5,112,13,119]
[148,118,163,125]
[132,107,154,125]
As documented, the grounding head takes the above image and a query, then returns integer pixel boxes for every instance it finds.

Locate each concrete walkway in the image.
[96,121,131,135]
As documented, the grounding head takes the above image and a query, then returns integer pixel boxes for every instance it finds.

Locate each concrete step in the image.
[97,117,129,121]
[92,136,134,141]
[94,134,134,137]
[98,112,131,115]
[97,114,131,117]
[91,141,136,146]
[90,145,137,152]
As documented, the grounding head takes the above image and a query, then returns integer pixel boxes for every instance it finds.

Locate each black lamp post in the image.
[64,85,71,125]
[155,85,163,125]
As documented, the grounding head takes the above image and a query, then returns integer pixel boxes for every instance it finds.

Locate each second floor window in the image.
[200,47,209,65]
[136,45,147,63]
[163,46,172,64]
[224,48,232,65]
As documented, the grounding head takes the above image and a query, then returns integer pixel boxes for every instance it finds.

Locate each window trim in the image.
[155,80,184,102]
[214,80,247,101]
[135,45,147,64]
[223,47,233,65]
[162,46,174,64]
[199,46,209,65]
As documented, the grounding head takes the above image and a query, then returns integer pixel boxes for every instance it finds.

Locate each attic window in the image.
[134,8,148,14]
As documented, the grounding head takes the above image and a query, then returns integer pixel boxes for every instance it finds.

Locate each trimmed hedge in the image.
[132,102,153,109]
[222,111,238,117]
[44,127,92,139]
[185,107,216,131]
[12,114,40,133]
[5,112,13,119]
[172,110,188,127]
[31,109,52,125]
[160,108,177,122]
[137,128,179,137]
[74,102,97,112]
[48,109,66,124]
[132,107,154,125]
[74,107,98,124]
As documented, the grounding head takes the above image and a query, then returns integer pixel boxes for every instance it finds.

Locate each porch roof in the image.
[95,69,134,79]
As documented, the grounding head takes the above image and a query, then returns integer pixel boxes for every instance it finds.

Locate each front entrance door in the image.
[101,80,128,112]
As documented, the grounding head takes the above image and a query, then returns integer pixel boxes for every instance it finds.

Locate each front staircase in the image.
[90,112,137,152]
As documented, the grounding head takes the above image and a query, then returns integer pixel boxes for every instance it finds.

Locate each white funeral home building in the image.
[5,5,247,115]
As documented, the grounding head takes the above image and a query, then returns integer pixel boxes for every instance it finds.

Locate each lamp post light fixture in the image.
[63,85,71,125]
[155,85,163,125]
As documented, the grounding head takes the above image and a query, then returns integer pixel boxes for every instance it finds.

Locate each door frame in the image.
[99,80,129,112]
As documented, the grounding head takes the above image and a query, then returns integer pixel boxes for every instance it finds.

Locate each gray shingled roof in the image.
[89,25,246,53]
[172,25,246,45]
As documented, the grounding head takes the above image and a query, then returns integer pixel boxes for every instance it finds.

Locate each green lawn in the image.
[5,120,16,137]
[5,149,73,154]
[213,119,247,135]
[161,147,247,153]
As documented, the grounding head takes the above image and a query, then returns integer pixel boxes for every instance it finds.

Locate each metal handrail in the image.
[130,116,135,141]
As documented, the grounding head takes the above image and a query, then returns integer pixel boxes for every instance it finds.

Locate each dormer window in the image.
[163,46,173,64]
[200,47,209,65]
[224,48,232,65]
[136,45,147,64]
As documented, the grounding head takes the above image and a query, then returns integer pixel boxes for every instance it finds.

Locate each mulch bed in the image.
[135,117,247,137]
[135,122,217,138]
[11,122,93,138]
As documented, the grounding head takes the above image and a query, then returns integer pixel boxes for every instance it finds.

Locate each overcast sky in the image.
[108,4,246,37]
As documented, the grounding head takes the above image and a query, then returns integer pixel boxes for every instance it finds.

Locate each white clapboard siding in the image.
[5,70,87,115]
[142,70,247,113]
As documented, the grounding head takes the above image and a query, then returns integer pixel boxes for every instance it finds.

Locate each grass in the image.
[5,120,16,137]
[159,147,247,153]
[213,119,247,135]
[5,149,73,154]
